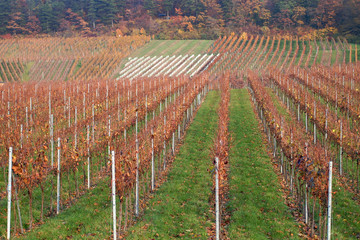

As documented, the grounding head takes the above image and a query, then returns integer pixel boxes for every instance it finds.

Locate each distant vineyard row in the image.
[208,34,358,73]
[0,35,150,82]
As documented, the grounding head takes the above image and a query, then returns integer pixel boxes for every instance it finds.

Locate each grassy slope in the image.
[126,91,220,239]
[17,178,112,240]
[332,178,360,239]
[227,89,300,239]
[21,61,34,81]
[130,40,213,57]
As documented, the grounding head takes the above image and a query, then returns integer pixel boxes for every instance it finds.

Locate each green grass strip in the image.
[332,178,360,239]
[126,91,220,239]
[227,89,300,239]
[18,178,113,239]
[130,40,213,58]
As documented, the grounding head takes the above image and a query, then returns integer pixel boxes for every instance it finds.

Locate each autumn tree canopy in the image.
[0,0,359,41]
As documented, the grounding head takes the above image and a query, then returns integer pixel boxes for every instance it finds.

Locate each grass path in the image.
[126,91,220,239]
[17,179,113,239]
[227,89,300,239]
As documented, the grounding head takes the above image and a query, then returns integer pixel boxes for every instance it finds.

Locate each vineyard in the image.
[0,35,360,240]
[0,36,150,82]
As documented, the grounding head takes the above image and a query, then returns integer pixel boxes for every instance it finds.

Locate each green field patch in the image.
[130,40,213,58]
[227,89,300,239]
[15,178,113,240]
[126,91,220,239]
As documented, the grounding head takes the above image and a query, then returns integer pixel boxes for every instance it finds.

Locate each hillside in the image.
[0,36,359,240]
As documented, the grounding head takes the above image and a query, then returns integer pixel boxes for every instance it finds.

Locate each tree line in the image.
[0,0,359,41]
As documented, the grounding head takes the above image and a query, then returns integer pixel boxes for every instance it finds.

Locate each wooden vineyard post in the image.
[145,95,148,130]
[297,104,300,122]
[108,115,111,159]
[305,142,309,225]
[20,125,23,148]
[135,138,139,217]
[49,89,51,121]
[7,147,13,240]
[63,90,66,119]
[172,132,175,155]
[273,134,276,157]
[327,161,333,240]
[163,115,167,170]
[151,128,155,191]
[57,138,61,215]
[160,102,162,116]
[135,99,139,217]
[290,133,294,194]
[111,151,116,239]
[87,126,90,189]
[305,110,308,133]
[314,101,316,144]
[29,97,32,124]
[305,183,308,224]
[335,90,338,115]
[136,102,138,140]
[124,109,127,144]
[281,151,284,174]
[68,97,71,127]
[74,108,77,149]
[340,121,343,175]
[106,85,109,111]
[25,107,28,129]
[83,92,86,119]
[325,107,328,142]
[12,174,23,234]
[347,95,350,120]
[191,103,193,118]
[92,105,95,145]
[117,93,120,122]
[7,102,10,128]
[215,156,220,240]
[50,114,54,167]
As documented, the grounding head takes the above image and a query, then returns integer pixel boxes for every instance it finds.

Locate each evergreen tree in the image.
[95,0,116,25]
[144,0,157,16]
[88,0,97,28]
[162,0,175,16]
[37,2,64,33]
[219,0,232,22]
[337,0,360,41]
[0,0,12,34]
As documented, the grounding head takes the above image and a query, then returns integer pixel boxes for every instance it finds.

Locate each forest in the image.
[0,0,360,42]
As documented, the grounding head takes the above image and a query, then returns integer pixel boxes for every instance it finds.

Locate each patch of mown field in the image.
[130,40,213,57]
[126,91,220,239]
[227,89,300,239]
